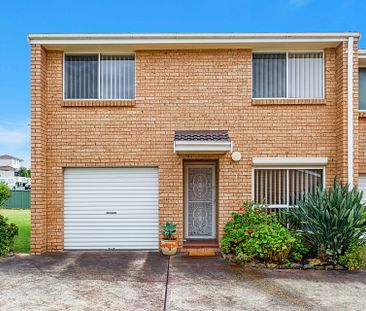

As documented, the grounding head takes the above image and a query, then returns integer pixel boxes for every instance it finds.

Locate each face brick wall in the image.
[31,45,359,254]
[359,116,366,173]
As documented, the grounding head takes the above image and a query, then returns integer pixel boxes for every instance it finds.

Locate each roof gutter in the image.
[27,32,360,45]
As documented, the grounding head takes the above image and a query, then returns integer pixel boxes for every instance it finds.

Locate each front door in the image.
[184,163,216,239]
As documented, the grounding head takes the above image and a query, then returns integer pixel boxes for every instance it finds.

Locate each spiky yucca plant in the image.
[287,179,366,264]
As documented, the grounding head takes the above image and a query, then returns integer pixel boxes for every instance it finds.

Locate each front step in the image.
[183,239,220,256]
[188,250,217,257]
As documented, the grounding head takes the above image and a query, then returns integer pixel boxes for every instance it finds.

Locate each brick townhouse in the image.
[28,32,366,254]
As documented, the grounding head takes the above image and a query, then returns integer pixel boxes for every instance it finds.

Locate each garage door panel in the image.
[65,228,158,233]
[64,210,158,215]
[64,218,159,222]
[64,196,158,202]
[65,245,158,250]
[65,243,158,249]
[64,167,159,250]
[64,215,158,221]
[64,201,157,207]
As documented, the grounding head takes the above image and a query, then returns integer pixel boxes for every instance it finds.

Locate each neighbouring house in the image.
[28,32,366,255]
[0,154,27,188]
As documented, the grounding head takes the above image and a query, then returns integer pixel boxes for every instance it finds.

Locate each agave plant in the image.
[287,179,366,264]
[160,222,177,240]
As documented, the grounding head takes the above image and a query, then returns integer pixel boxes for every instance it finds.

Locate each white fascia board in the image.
[174,140,231,154]
[27,32,360,45]
[252,157,328,166]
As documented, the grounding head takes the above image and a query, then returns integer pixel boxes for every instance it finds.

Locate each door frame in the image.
[184,162,216,239]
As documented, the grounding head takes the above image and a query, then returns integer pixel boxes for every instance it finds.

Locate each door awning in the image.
[174,130,232,154]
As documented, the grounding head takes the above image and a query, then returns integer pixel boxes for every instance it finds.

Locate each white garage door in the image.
[64,167,159,250]
[359,175,366,204]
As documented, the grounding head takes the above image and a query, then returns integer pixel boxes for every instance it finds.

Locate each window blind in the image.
[254,169,287,205]
[288,53,323,98]
[254,168,323,207]
[64,54,135,100]
[101,55,135,99]
[252,52,323,99]
[253,53,286,98]
[359,68,366,110]
[288,169,323,206]
[64,55,99,99]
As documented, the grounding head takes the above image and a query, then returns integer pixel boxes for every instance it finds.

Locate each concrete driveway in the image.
[0,252,365,311]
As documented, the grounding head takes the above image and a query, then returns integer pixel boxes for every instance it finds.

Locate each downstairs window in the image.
[253,168,324,208]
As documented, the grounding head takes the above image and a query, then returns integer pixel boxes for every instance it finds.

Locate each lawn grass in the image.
[0,208,30,253]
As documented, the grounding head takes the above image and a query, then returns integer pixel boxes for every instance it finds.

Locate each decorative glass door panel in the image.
[185,165,216,239]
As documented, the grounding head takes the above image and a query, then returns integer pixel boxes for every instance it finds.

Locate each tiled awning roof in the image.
[174,130,232,154]
[174,130,230,142]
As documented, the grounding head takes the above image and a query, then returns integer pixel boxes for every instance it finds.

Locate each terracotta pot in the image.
[160,239,178,256]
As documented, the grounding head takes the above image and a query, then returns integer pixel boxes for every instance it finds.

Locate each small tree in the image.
[0,182,11,207]
[18,167,31,178]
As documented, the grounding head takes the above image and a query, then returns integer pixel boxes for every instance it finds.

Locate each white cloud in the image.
[0,127,28,145]
[0,120,30,167]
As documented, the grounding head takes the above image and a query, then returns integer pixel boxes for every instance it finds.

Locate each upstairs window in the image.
[64,54,135,100]
[253,52,324,99]
[359,68,366,111]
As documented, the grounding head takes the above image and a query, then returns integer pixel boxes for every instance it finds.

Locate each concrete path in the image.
[0,252,365,310]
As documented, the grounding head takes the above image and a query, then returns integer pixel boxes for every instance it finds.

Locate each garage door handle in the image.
[106,211,117,215]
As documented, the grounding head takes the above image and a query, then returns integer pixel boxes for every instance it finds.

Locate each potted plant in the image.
[160,221,178,256]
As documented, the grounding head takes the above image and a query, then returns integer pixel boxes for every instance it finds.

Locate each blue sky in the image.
[1,0,366,167]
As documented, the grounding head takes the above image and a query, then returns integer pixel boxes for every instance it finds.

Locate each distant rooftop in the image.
[0,166,15,171]
[0,154,23,161]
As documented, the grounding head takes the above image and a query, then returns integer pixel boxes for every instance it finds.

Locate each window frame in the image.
[63,52,136,101]
[252,50,325,100]
[251,166,326,208]
[359,66,366,112]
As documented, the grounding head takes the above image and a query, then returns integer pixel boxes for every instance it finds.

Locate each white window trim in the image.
[252,157,328,166]
[252,50,325,100]
[251,165,326,209]
[63,52,136,101]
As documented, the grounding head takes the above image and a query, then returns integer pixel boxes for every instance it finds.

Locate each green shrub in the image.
[0,182,11,207]
[0,214,18,256]
[290,234,309,263]
[339,244,366,270]
[287,179,366,265]
[221,201,308,264]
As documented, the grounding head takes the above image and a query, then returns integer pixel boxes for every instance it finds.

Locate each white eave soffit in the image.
[27,32,360,51]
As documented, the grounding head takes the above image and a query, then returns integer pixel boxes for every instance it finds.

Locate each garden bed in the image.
[222,253,346,270]
[220,181,366,271]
